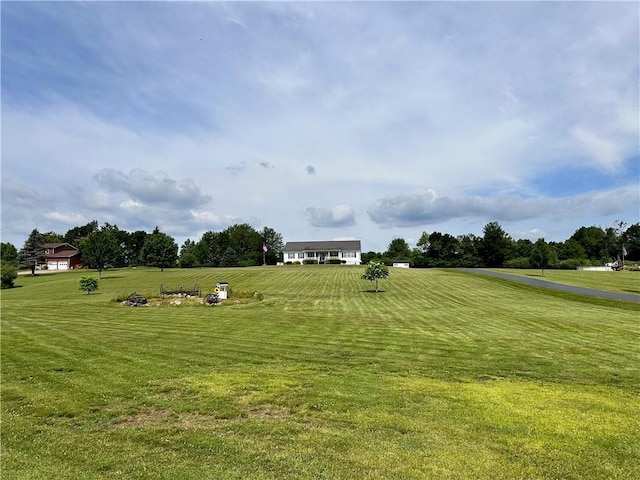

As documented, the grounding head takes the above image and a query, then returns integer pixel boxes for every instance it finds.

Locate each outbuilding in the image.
[43,243,82,270]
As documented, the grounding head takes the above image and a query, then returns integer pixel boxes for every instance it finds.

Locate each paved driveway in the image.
[456,268,640,303]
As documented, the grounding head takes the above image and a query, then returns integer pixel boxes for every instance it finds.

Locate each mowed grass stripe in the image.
[3,266,639,479]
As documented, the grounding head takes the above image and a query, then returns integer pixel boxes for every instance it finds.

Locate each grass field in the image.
[2,266,639,479]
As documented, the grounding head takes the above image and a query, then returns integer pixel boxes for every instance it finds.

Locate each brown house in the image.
[43,243,82,270]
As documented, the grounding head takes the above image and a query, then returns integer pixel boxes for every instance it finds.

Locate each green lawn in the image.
[2,266,639,479]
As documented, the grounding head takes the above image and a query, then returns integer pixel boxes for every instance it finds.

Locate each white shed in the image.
[216,282,229,299]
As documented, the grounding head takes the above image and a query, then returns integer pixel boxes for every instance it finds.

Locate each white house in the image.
[282,240,362,265]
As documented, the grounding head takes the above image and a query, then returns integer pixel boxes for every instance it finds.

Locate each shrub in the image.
[303,259,318,265]
[1,260,18,289]
[558,258,590,270]
[326,258,342,265]
[504,257,530,269]
[79,276,99,295]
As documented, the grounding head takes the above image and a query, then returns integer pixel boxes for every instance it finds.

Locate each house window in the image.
[330,251,339,257]
[306,252,316,258]
[287,253,296,260]
[343,251,356,258]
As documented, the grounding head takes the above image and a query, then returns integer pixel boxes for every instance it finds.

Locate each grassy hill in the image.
[2,266,639,479]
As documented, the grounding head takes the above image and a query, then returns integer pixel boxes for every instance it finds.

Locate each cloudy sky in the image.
[2,1,638,252]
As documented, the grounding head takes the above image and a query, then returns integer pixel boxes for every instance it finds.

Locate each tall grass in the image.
[2,266,639,479]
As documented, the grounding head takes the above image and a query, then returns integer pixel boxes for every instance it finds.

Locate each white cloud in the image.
[43,211,86,224]
[306,205,356,228]
[94,168,211,208]
[368,186,639,228]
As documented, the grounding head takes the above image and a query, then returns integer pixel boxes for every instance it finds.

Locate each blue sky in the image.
[2,1,638,252]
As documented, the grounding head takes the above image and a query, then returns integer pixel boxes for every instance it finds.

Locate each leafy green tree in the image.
[479,221,512,267]
[197,230,229,267]
[456,234,480,267]
[1,260,18,289]
[78,276,99,294]
[425,232,459,263]
[225,223,262,266]
[1,242,18,264]
[99,223,130,267]
[19,229,44,275]
[362,261,389,292]
[64,220,98,246]
[126,230,148,267]
[621,223,640,260]
[556,238,586,261]
[139,227,178,271]
[416,232,430,255]
[530,238,553,276]
[569,226,607,261]
[81,228,119,278]
[41,231,64,244]
[361,251,382,265]
[261,226,284,265]
[179,239,200,268]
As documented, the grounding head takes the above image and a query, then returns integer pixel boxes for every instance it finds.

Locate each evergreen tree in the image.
[19,229,44,275]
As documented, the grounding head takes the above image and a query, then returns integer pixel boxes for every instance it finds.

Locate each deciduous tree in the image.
[78,276,99,294]
[479,221,512,267]
[1,242,18,264]
[139,227,178,271]
[530,238,554,276]
[81,228,119,277]
[362,261,389,293]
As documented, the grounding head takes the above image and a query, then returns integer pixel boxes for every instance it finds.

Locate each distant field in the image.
[2,266,639,479]
[487,268,640,295]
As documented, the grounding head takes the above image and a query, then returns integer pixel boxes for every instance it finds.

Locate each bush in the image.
[326,258,342,264]
[303,259,318,265]
[79,276,99,295]
[504,257,530,269]
[558,258,590,270]
[1,260,18,289]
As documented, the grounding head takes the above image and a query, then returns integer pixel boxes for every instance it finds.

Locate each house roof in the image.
[46,251,81,259]
[43,243,80,258]
[43,242,78,250]
[283,240,361,252]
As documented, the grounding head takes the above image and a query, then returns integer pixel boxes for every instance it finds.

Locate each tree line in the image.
[1,220,637,286]
[362,221,639,270]
[1,221,284,280]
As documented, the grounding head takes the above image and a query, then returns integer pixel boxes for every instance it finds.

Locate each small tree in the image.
[362,261,389,292]
[78,276,99,295]
[1,260,18,289]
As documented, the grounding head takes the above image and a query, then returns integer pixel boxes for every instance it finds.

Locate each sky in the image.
[1,1,638,253]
